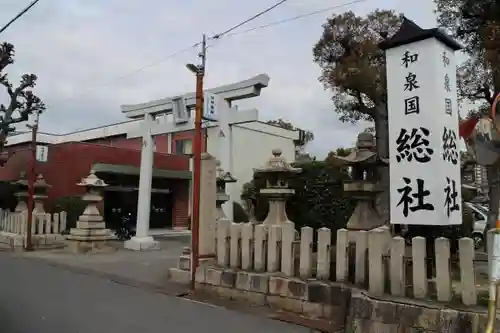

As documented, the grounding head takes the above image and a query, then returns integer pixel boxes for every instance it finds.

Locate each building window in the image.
[175,139,192,155]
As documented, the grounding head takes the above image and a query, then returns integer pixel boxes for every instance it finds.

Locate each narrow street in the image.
[0,254,308,333]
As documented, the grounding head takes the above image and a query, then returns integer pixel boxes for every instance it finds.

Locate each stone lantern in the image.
[254,148,301,225]
[13,172,29,212]
[33,174,51,213]
[329,132,387,230]
[215,160,236,220]
[67,171,112,253]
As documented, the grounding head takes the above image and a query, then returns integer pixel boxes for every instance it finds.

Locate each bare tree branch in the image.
[0,42,45,158]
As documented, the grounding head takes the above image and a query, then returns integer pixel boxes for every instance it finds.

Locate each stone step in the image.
[168,268,190,284]
[182,246,191,255]
[178,254,191,270]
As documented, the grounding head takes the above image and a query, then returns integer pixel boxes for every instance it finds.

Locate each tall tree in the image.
[435,0,500,232]
[325,147,353,163]
[313,10,403,222]
[0,42,45,160]
[266,118,314,160]
[436,0,500,105]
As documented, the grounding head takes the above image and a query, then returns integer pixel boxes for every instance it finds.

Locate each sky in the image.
[0,0,439,158]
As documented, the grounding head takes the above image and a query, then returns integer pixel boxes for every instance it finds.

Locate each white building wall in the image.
[205,123,296,204]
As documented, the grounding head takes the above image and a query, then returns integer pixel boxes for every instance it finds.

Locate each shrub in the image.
[52,196,87,233]
[0,181,18,211]
[187,201,248,228]
[233,201,249,223]
[241,160,356,236]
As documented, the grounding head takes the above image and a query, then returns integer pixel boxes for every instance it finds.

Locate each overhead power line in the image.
[55,0,367,104]
[223,0,368,38]
[56,0,290,103]
[58,42,202,103]
[0,0,42,35]
[211,0,289,40]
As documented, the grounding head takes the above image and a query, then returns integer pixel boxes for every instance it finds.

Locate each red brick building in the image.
[0,128,205,230]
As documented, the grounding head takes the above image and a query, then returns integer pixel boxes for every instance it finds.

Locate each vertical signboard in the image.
[383,19,463,225]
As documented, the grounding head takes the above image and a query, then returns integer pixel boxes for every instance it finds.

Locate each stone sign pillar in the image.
[199,153,217,258]
[168,153,219,282]
[215,160,236,221]
[14,172,28,212]
[254,149,301,225]
[33,174,50,213]
[67,171,112,253]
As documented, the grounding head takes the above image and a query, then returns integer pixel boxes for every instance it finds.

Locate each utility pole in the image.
[25,110,39,251]
[187,35,207,289]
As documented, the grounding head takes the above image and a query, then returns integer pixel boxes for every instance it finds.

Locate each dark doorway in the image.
[98,171,175,230]
[104,190,138,230]
[104,190,173,230]
[150,192,173,229]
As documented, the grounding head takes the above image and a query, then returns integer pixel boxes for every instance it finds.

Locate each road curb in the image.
[19,255,190,297]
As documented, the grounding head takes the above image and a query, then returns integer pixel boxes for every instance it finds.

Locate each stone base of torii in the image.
[169,153,221,283]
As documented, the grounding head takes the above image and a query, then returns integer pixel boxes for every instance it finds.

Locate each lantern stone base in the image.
[67,222,114,254]
[124,236,159,251]
[15,200,27,212]
[66,236,115,254]
[346,201,384,230]
[76,221,106,229]
[69,228,110,237]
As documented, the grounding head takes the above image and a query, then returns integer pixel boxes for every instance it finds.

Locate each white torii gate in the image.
[120,74,270,250]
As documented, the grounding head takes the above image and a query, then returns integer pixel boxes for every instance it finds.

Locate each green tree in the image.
[435,0,500,105]
[325,147,353,176]
[335,147,352,157]
[435,0,500,234]
[324,147,352,164]
[266,118,314,160]
[313,10,403,222]
[0,42,45,159]
[241,161,355,234]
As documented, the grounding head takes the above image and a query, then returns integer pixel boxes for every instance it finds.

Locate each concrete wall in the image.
[195,267,491,333]
[205,122,297,203]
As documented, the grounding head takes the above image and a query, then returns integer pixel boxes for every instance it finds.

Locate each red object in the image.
[459,117,479,139]
[25,123,36,251]
[0,141,191,228]
[190,35,207,290]
[190,69,204,289]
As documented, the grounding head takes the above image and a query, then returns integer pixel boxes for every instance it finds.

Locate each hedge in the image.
[241,159,474,247]
[241,160,356,236]
[52,196,87,233]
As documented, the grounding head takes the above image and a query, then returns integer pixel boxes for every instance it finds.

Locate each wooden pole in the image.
[190,34,207,289]
[25,111,39,251]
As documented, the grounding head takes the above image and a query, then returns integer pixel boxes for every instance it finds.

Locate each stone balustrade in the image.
[208,221,478,306]
[0,210,67,248]
[194,222,486,332]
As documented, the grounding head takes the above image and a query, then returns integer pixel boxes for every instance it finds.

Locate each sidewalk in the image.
[17,238,190,295]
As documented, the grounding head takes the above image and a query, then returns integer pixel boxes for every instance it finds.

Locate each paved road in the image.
[20,239,188,288]
[0,254,308,333]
